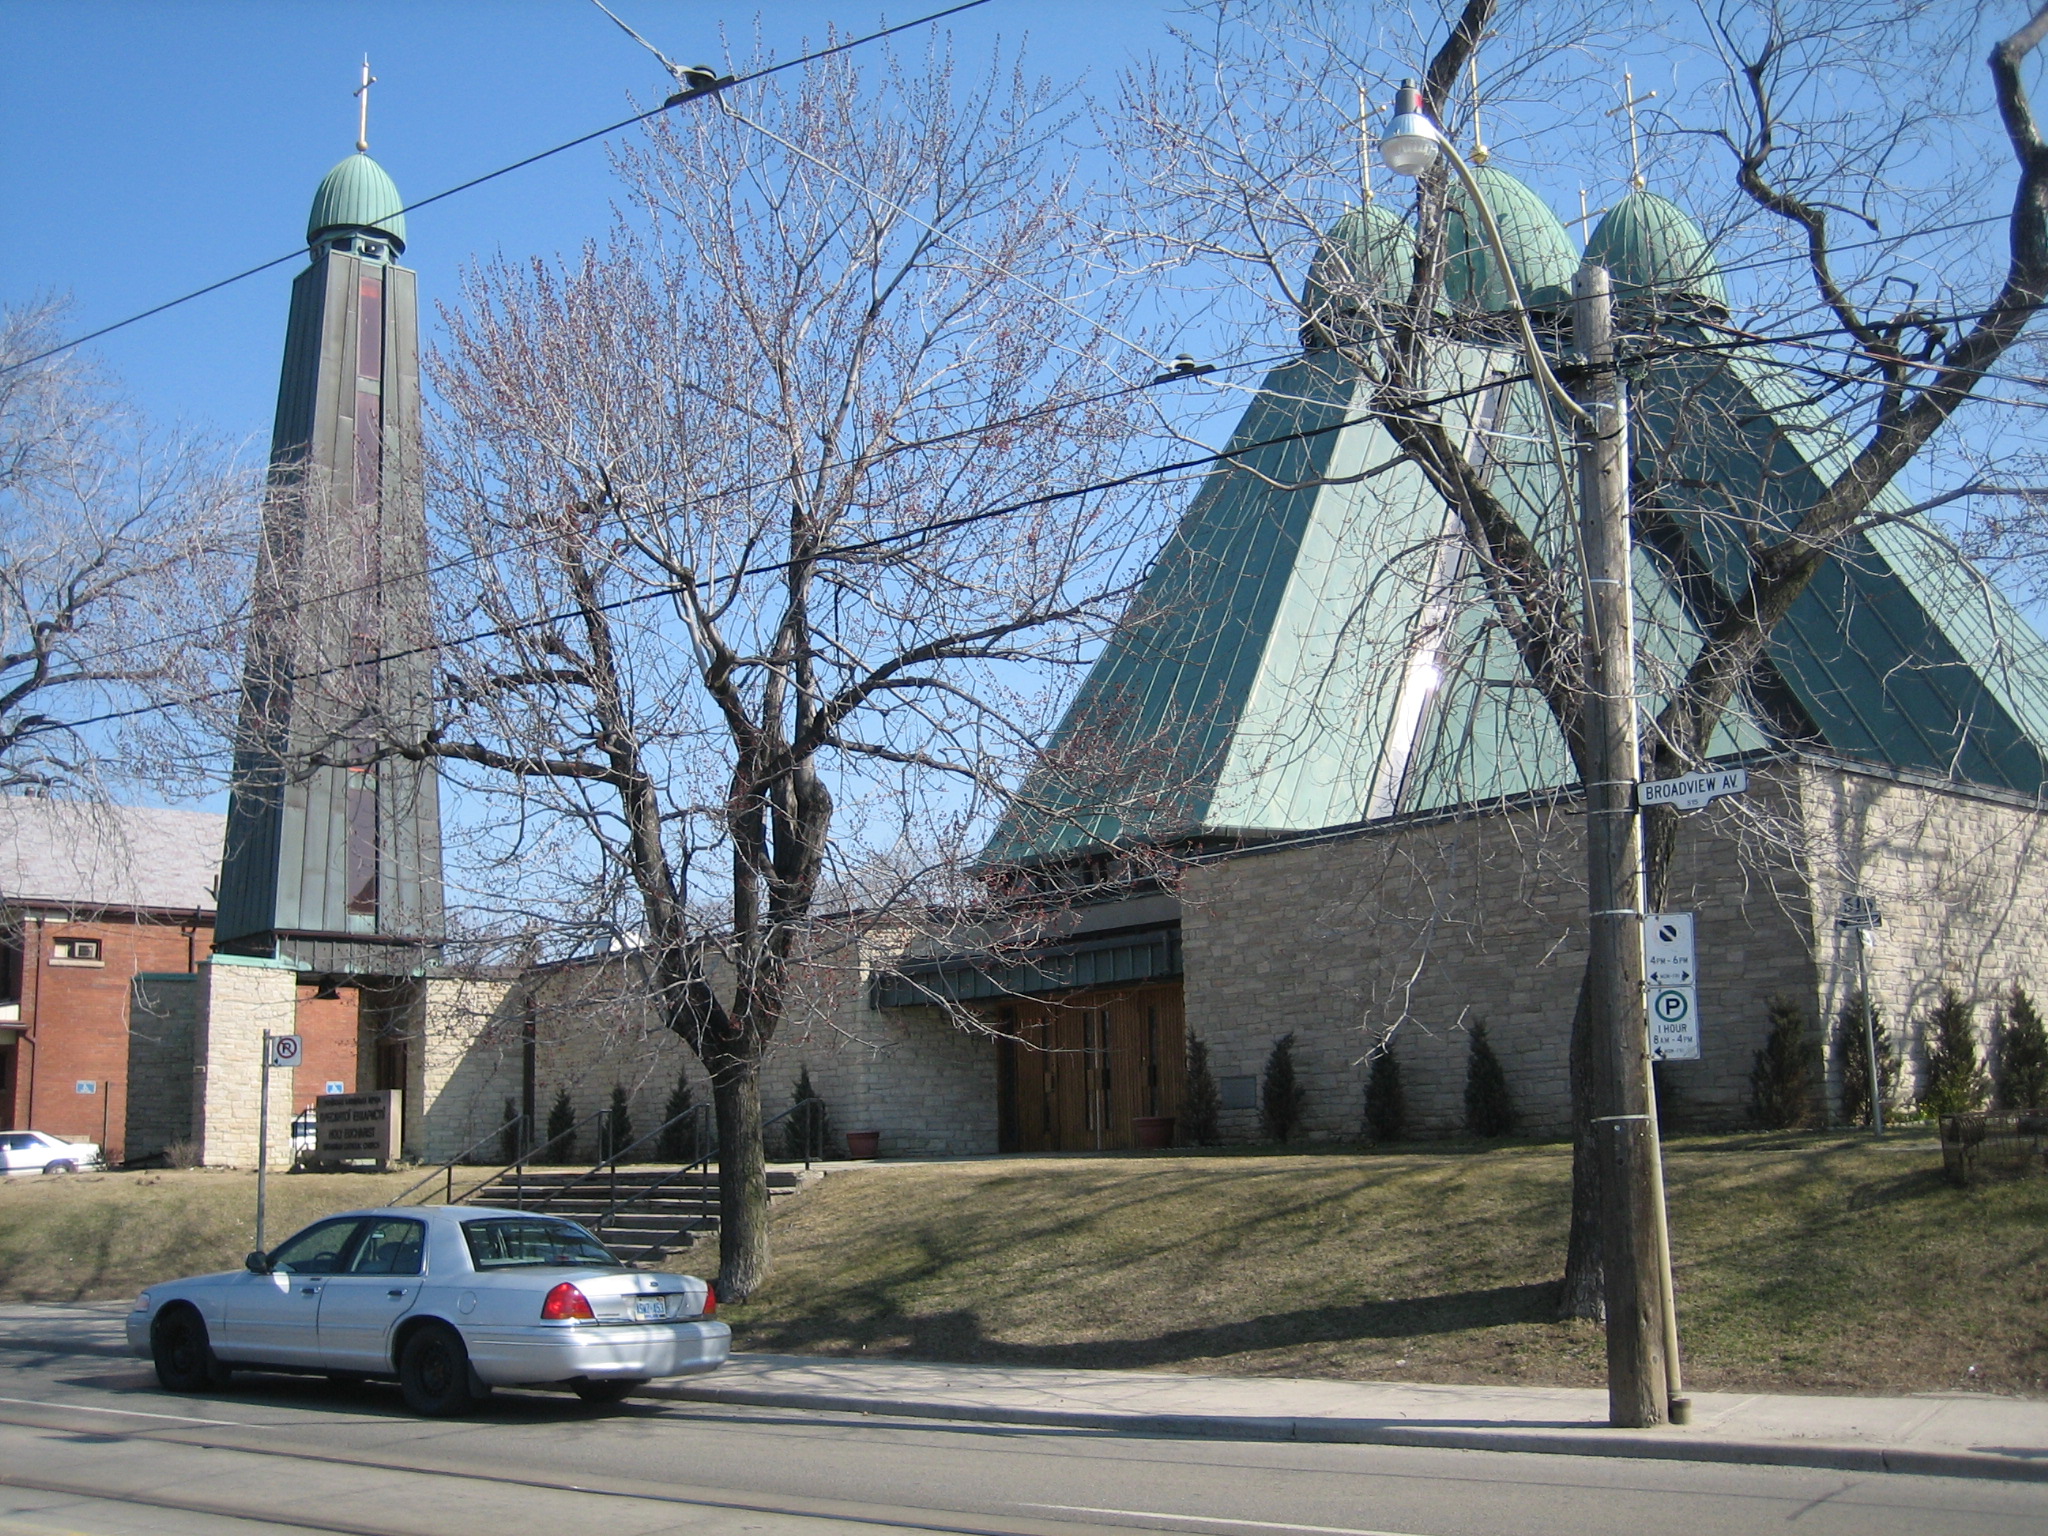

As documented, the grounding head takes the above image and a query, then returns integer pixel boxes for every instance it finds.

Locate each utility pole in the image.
[1572,262,1669,1429]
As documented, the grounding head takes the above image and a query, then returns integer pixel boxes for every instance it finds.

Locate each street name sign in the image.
[1645,912,1701,1061]
[1639,767,1748,812]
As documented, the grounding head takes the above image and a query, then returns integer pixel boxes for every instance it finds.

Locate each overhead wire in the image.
[38,360,1532,741]
[44,350,1294,677]
[0,0,996,377]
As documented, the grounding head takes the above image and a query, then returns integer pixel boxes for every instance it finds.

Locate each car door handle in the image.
[388,1289,407,1297]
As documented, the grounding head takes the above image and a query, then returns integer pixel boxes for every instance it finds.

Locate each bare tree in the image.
[1113,0,2048,1319]
[421,42,1164,1298]
[0,299,256,798]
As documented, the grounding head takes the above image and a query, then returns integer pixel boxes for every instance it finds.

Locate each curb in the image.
[654,1382,2048,1484]
[6,1329,2040,1483]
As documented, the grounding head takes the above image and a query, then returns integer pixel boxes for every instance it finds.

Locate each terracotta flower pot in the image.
[845,1130,881,1159]
[1133,1115,1176,1150]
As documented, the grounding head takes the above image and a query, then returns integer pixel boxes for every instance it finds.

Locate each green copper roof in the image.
[1444,164,1579,312]
[982,178,2048,869]
[1585,191,1728,310]
[307,153,407,252]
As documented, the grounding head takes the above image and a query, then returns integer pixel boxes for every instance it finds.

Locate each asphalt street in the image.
[0,1346,2043,1536]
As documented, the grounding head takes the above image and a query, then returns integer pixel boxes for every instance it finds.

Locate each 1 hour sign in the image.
[1646,913,1701,1061]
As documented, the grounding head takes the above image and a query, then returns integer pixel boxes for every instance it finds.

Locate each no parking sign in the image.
[264,1034,304,1068]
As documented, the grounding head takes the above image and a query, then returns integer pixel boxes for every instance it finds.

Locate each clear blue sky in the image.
[1,1,1187,446]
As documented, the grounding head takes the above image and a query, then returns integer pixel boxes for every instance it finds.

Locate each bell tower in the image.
[214,138,444,976]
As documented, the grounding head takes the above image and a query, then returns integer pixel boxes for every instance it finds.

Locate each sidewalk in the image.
[7,1303,2044,1481]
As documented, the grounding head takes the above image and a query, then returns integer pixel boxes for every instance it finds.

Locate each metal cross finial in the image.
[1469,51,1489,165]
[1606,68,1657,192]
[355,56,376,153]
[1357,81,1376,203]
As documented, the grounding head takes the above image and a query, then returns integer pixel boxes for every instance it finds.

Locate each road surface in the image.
[0,1347,2041,1536]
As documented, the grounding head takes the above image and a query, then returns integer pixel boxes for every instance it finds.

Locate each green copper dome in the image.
[307,152,407,253]
[1302,204,1423,342]
[1443,164,1578,313]
[1585,190,1727,310]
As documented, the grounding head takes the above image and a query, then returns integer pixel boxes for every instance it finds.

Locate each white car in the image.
[0,1129,101,1175]
[127,1205,730,1415]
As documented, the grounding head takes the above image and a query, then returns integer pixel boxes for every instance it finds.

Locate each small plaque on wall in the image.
[1219,1075,1257,1111]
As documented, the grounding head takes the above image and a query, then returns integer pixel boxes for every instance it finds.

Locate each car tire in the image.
[398,1323,476,1417]
[41,1160,77,1175]
[152,1306,228,1393]
[572,1378,646,1405]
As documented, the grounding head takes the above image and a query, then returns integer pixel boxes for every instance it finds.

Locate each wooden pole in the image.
[1573,262,1669,1429]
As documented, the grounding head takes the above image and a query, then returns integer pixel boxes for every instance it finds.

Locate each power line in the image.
[37,361,1522,740]
[44,351,1291,677]
[1,0,994,377]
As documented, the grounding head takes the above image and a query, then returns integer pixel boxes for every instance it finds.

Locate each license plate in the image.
[633,1295,670,1321]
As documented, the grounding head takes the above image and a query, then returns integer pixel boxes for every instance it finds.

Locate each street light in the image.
[1378,80,1444,176]
[1374,80,1681,1430]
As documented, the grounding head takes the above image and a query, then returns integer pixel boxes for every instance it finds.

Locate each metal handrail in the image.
[515,1101,718,1215]
[608,1096,827,1261]
[390,1115,523,1207]
[432,1109,611,1208]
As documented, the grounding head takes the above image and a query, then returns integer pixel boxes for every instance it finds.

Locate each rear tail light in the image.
[541,1281,595,1320]
[700,1282,716,1319]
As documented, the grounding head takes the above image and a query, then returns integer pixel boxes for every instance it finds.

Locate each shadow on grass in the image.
[738,1279,1563,1371]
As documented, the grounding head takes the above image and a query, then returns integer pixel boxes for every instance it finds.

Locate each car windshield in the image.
[461,1217,620,1270]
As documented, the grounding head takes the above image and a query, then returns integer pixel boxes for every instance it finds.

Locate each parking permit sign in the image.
[1646,914,1702,1061]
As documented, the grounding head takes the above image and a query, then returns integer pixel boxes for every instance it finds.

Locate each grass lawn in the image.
[4,1131,2042,1397]
[715,1129,2048,1398]
[0,1168,420,1304]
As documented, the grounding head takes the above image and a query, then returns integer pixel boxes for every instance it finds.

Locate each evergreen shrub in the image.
[782,1065,833,1161]
[1182,1033,1221,1145]
[657,1069,701,1162]
[545,1087,578,1164]
[1918,987,1989,1118]
[1463,1023,1514,1137]
[500,1097,521,1164]
[1996,985,2048,1110]
[601,1084,634,1161]
[1750,996,1819,1129]
[1363,1046,1406,1144]
[1833,991,1900,1128]
[1261,1033,1307,1142]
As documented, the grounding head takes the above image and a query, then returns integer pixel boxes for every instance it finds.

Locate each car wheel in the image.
[41,1160,77,1175]
[151,1306,229,1393]
[572,1378,646,1405]
[398,1323,476,1417]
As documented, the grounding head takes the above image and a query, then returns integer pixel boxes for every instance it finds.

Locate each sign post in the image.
[1835,896,1885,1134]
[255,1032,302,1256]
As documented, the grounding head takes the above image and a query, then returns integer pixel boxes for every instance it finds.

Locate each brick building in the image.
[0,797,378,1164]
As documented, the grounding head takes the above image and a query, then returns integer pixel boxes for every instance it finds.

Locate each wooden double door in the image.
[995,984,1184,1153]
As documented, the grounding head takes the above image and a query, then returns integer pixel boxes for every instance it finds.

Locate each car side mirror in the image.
[245,1250,271,1274]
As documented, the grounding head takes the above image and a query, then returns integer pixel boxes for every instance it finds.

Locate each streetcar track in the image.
[0,1405,1135,1536]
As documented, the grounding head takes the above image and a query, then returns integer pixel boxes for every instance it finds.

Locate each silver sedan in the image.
[127,1205,730,1415]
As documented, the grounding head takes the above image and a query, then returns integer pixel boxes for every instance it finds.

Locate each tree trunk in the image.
[710,1052,769,1302]
[1558,966,1604,1321]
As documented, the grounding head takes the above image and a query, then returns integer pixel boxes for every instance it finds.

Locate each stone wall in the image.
[1177,772,1815,1140]
[1800,759,2048,1117]
[191,955,299,1168]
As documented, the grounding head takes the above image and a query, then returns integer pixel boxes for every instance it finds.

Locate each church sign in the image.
[314,1090,402,1165]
